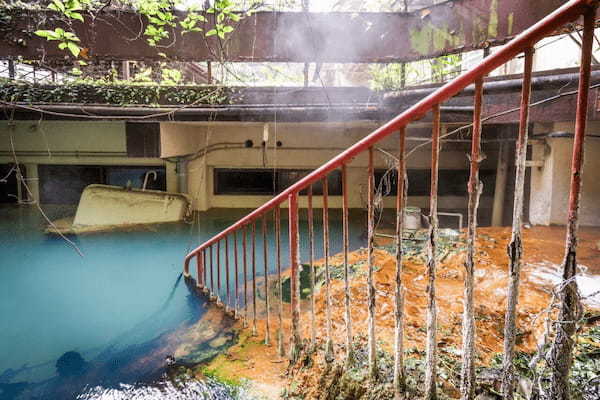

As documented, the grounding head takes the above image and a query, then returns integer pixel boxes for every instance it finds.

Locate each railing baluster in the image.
[196,252,203,290]
[289,192,302,362]
[323,176,334,361]
[501,47,534,400]
[308,185,316,349]
[548,7,597,399]
[461,78,484,400]
[225,235,230,312]
[367,146,377,380]
[203,249,208,294]
[234,231,239,317]
[342,164,353,365]
[210,245,215,301]
[425,103,441,400]
[394,127,407,397]
[217,240,222,305]
[243,226,248,327]
[275,206,284,356]
[262,215,270,345]
[252,221,257,336]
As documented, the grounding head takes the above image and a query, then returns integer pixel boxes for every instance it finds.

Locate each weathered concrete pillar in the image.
[24,163,39,204]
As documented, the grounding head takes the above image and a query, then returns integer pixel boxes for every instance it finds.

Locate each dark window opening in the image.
[0,164,26,204]
[374,169,497,197]
[126,122,161,158]
[214,168,342,196]
[38,165,166,205]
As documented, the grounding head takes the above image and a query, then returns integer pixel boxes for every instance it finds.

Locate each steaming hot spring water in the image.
[0,205,364,400]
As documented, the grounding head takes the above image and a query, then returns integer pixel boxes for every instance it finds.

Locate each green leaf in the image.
[206,29,217,37]
[58,42,68,49]
[67,42,81,57]
[70,12,84,22]
[222,25,234,33]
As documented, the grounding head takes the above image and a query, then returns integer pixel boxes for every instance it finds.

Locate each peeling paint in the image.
[410,22,463,56]
[508,12,515,36]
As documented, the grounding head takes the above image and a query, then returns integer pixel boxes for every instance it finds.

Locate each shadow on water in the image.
[0,274,239,400]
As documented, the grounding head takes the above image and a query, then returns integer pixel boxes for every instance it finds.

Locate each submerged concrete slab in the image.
[47,184,191,234]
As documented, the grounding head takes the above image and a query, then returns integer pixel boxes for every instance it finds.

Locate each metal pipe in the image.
[196,252,203,290]
[323,176,333,362]
[185,0,591,265]
[367,146,377,380]
[234,231,239,316]
[394,127,407,397]
[210,245,215,301]
[460,77,484,400]
[502,47,534,400]
[217,240,222,305]
[289,192,302,362]
[342,164,353,365]
[252,222,257,336]
[262,215,270,345]
[308,185,316,349]
[425,103,441,400]
[275,206,284,356]
[225,235,230,311]
[548,6,597,399]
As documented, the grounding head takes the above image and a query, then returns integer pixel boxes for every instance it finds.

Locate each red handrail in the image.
[184,0,593,269]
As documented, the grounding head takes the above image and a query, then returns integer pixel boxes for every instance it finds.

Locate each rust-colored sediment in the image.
[200,226,600,398]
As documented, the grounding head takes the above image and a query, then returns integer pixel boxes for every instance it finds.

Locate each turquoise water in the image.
[0,205,366,399]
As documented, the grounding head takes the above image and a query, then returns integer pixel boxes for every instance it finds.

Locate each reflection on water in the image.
[0,205,367,399]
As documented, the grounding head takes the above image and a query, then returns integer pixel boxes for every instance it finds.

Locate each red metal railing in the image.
[184,0,597,398]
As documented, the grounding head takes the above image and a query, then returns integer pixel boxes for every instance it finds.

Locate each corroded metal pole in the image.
[501,47,534,400]
[217,240,222,305]
[367,146,377,380]
[308,185,316,349]
[262,215,270,345]
[234,230,239,316]
[196,252,204,290]
[210,245,215,301]
[225,235,230,311]
[243,226,248,326]
[203,250,208,294]
[548,7,596,400]
[394,127,407,399]
[461,78,484,400]
[275,206,284,356]
[252,222,257,336]
[425,104,441,400]
[342,164,353,365]
[289,192,302,362]
[323,176,334,362]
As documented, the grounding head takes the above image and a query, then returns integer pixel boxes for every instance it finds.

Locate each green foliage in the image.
[34,27,81,56]
[0,81,233,107]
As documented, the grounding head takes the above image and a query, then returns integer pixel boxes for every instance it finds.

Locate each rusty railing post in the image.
[461,78,484,400]
[210,245,216,301]
[243,226,249,327]
[252,221,257,336]
[289,192,302,362]
[217,240,222,305]
[263,215,271,345]
[225,235,231,312]
[203,250,209,294]
[234,230,239,317]
[308,185,316,349]
[501,47,534,400]
[275,206,284,356]
[196,252,204,290]
[367,146,377,380]
[394,127,407,398]
[323,176,334,362]
[547,6,596,400]
[425,103,441,400]
[342,164,353,365]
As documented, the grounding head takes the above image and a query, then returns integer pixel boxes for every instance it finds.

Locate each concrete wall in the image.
[0,121,177,204]
[530,121,600,227]
[161,121,498,217]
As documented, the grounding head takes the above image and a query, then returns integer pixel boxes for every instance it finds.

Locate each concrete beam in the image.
[0,0,568,63]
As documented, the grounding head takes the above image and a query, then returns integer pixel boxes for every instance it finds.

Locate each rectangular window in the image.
[126,122,160,158]
[374,169,497,197]
[214,168,342,196]
[38,165,166,204]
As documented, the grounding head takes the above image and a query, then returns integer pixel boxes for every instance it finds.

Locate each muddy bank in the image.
[196,226,600,399]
